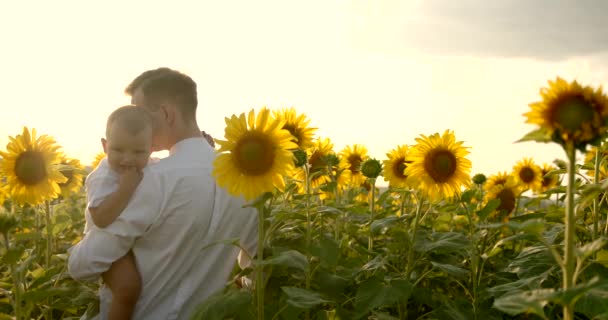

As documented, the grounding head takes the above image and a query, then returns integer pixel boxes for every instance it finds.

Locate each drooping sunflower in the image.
[339,144,369,187]
[0,127,67,206]
[383,145,415,188]
[213,108,298,200]
[272,107,317,149]
[406,130,472,200]
[483,172,513,193]
[57,154,85,197]
[91,152,106,169]
[536,163,560,194]
[485,176,520,222]
[293,137,335,192]
[512,158,543,191]
[524,77,608,148]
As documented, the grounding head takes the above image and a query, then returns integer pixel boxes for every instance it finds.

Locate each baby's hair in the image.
[106,105,155,138]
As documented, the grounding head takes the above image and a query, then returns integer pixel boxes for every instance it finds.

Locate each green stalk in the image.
[255,201,266,320]
[3,231,21,320]
[368,178,377,254]
[305,164,312,320]
[44,201,54,320]
[592,146,600,240]
[563,144,576,320]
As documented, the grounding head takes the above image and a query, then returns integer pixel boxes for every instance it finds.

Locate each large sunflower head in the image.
[383,145,416,189]
[339,144,369,187]
[484,176,520,222]
[0,127,67,206]
[512,158,543,191]
[213,108,298,200]
[57,153,85,197]
[294,137,336,193]
[405,130,472,200]
[524,77,608,149]
[272,107,317,149]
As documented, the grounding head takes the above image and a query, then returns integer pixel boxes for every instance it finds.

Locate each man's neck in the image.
[168,123,202,149]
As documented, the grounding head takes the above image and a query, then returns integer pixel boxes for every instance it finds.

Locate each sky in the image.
[1,0,608,186]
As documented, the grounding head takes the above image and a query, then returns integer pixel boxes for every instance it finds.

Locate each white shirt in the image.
[82,158,119,234]
[68,138,258,320]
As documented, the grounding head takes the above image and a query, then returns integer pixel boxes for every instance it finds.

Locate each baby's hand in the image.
[119,167,143,192]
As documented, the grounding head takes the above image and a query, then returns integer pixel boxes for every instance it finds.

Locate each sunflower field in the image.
[2,77,608,319]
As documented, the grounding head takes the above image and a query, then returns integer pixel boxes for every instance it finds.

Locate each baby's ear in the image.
[101,138,108,153]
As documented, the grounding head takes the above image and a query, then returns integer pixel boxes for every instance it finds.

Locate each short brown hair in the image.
[125,67,198,118]
[106,105,154,138]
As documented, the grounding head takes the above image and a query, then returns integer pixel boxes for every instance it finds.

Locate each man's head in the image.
[102,105,154,173]
[125,67,198,150]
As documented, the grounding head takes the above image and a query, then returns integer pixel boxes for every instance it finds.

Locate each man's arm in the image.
[68,169,162,281]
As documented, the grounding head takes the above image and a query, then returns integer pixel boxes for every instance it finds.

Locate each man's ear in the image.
[161,104,176,126]
[101,138,108,154]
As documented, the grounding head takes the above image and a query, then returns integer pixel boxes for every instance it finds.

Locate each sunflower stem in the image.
[254,199,267,320]
[563,144,577,320]
[404,195,423,320]
[44,201,53,320]
[368,177,377,255]
[305,163,312,320]
[592,146,601,240]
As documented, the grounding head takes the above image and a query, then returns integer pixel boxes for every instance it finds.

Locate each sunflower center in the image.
[552,96,595,131]
[496,188,516,214]
[283,124,302,146]
[392,158,408,179]
[542,173,555,187]
[14,151,47,185]
[348,155,362,173]
[424,149,457,183]
[519,167,536,183]
[233,132,276,176]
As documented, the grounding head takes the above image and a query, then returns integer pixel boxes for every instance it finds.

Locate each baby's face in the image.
[102,125,153,173]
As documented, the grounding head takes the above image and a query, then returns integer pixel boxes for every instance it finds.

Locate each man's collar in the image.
[169,137,208,156]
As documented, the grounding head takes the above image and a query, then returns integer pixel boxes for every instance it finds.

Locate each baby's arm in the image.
[89,167,143,228]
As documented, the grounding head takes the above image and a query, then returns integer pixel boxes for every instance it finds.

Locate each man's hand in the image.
[119,167,143,192]
[201,130,215,148]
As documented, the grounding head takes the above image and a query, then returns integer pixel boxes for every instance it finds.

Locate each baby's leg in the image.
[102,250,142,320]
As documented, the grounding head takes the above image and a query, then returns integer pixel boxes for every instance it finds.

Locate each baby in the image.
[84,105,155,320]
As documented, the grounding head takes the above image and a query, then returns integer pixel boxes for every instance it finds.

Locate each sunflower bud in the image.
[292,149,308,167]
[322,154,340,168]
[472,173,487,185]
[361,159,383,179]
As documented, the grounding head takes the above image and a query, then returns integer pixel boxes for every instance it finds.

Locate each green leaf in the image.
[261,249,308,271]
[576,238,607,261]
[1,245,24,265]
[354,278,412,319]
[191,289,252,320]
[493,289,554,319]
[312,238,339,268]
[370,216,401,234]
[414,232,471,254]
[515,128,553,144]
[476,199,501,220]
[281,287,332,309]
[431,261,469,278]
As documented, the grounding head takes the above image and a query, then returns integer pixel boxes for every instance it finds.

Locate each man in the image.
[68,68,258,319]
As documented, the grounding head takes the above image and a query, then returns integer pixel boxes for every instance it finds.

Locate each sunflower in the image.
[339,144,369,187]
[0,127,67,206]
[584,145,608,180]
[512,158,543,191]
[484,172,513,193]
[213,108,297,200]
[485,176,520,221]
[406,130,472,200]
[524,77,608,148]
[272,107,317,149]
[91,152,105,169]
[293,137,335,193]
[383,145,415,188]
[57,154,85,197]
[536,163,560,194]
